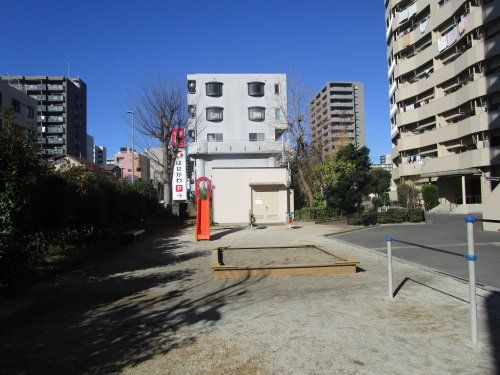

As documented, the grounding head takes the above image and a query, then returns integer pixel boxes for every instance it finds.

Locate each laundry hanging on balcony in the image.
[437,34,448,52]
[407,2,418,19]
[446,25,458,46]
[458,15,467,35]
[419,17,428,33]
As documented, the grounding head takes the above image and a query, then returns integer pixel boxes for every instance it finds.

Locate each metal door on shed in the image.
[252,187,279,223]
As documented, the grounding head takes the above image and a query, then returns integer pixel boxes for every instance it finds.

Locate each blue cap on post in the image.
[386,236,393,241]
[465,216,477,223]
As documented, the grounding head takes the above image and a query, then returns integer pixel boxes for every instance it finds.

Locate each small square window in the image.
[249,133,265,141]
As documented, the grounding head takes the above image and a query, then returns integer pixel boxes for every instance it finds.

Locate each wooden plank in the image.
[211,260,359,271]
[213,244,314,251]
[213,265,357,280]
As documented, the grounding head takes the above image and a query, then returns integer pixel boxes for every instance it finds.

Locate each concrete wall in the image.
[483,183,500,231]
[211,167,290,224]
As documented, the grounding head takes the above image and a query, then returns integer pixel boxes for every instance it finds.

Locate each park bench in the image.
[121,229,145,243]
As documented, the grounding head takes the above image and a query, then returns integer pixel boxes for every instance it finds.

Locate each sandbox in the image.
[211,245,359,279]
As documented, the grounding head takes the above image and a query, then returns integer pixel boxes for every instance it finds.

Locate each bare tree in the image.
[275,75,316,204]
[131,75,188,209]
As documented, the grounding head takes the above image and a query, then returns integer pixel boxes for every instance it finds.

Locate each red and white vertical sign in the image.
[172,148,187,201]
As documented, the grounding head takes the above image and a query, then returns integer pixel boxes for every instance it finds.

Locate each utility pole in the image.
[127,111,135,183]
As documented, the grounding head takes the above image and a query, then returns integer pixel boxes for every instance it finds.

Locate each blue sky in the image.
[2,0,390,161]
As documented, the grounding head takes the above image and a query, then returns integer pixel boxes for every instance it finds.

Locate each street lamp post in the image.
[127,111,135,183]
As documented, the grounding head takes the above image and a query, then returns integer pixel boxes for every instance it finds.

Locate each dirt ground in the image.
[0,223,499,374]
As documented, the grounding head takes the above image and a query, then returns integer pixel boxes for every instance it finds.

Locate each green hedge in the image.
[0,117,166,294]
[294,208,343,222]
[347,209,425,226]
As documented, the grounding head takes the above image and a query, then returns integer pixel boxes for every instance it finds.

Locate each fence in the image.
[293,208,343,222]
[385,216,500,346]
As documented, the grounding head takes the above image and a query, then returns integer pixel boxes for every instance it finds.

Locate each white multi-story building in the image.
[187,73,287,180]
[186,74,293,224]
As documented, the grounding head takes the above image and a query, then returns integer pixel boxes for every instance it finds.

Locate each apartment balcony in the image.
[47,84,64,91]
[46,125,64,134]
[398,74,500,126]
[25,84,46,91]
[47,95,64,101]
[47,137,65,145]
[398,111,499,152]
[396,38,500,103]
[390,125,399,139]
[42,147,64,156]
[330,102,354,109]
[37,115,46,122]
[389,81,397,97]
[387,60,396,78]
[395,42,434,80]
[30,95,46,101]
[329,86,353,92]
[188,140,283,155]
[46,105,64,112]
[47,115,64,122]
[390,103,398,118]
[386,15,394,41]
[394,146,500,179]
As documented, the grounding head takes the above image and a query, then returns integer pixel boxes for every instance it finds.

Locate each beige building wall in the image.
[211,167,293,224]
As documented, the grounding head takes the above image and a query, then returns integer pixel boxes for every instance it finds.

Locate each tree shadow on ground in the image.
[210,227,245,240]
[0,227,263,374]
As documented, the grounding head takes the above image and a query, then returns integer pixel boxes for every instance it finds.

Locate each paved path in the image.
[0,223,499,374]
[329,214,500,289]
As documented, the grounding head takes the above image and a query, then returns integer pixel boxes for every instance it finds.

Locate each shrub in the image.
[371,197,383,209]
[347,213,377,226]
[386,208,407,223]
[377,211,391,224]
[347,213,363,225]
[421,184,439,211]
[408,209,425,223]
[362,213,378,226]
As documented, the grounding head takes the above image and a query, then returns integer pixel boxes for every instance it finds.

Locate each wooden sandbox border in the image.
[211,244,359,280]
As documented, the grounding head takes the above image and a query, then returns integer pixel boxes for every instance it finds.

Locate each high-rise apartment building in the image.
[86,134,94,162]
[385,0,500,213]
[93,145,107,166]
[380,153,392,164]
[1,76,87,158]
[310,82,366,156]
[0,79,37,137]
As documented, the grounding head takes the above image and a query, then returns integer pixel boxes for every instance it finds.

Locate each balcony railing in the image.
[46,126,64,134]
[47,116,64,122]
[387,60,396,78]
[389,81,397,97]
[47,95,64,101]
[390,103,398,117]
[25,84,46,90]
[47,137,64,145]
[47,84,64,91]
[47,105,64,112]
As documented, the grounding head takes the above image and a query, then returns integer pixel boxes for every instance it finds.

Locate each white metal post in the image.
[387,236,393,300]
[465,216,478,346]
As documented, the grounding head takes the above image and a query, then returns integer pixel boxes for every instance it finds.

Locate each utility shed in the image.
[211,167,293,224]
